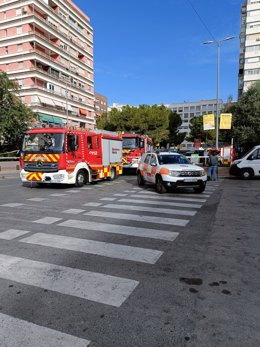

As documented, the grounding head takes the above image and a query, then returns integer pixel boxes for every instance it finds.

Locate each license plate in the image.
[184,178,197,182]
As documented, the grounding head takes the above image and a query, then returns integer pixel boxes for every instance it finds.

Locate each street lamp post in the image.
[203,36,235,150]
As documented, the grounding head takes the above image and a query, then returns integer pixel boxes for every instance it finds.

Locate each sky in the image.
[74,0,244,106]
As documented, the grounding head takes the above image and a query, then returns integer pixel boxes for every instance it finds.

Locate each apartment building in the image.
[94,92,108,118]
[238,0,260,97]
[0,0,95,128]
[165,99,223,148]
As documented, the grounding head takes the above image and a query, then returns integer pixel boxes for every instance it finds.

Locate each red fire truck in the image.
[20,127,122,187]
[122,133,153,170]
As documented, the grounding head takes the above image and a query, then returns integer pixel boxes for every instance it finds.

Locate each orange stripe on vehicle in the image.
[160,168,169,175]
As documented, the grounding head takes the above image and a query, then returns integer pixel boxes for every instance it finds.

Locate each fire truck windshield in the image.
[22,133,65,153]
[123,137,139,149]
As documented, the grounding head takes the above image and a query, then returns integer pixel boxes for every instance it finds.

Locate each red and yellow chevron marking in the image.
[26,172,43,181]
[24,154,60,162]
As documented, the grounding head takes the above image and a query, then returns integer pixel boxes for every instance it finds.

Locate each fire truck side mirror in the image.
[140,140,144,148]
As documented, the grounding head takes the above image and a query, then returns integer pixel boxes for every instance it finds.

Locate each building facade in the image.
[0,0,95,129]
[165,99,223,148]
[94,92,108,118]
[238,0,260,97]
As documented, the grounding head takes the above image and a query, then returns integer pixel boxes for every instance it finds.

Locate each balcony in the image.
[35,0,93,43]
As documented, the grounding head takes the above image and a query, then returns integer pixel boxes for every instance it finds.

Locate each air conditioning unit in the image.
[22,7,27,14]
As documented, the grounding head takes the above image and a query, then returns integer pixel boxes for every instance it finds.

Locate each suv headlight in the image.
[200,169,206,176]
[168,170,180,177]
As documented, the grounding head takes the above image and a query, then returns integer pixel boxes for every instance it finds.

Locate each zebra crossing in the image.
[0,179,220,345]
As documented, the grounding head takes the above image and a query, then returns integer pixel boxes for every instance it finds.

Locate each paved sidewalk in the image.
[0,161,20,174]
[0,160,231,177]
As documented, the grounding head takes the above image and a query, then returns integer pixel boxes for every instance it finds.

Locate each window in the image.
[16,8,22,16]
[184,107,189,112]
[17,26,22,34]
[245,68,260,75]
[69,17,76,28]
[144,154,151,164]
[59,10,67,20]
[246,57,260,63]
[78,25,83,34]
[150,155,157,166]
[60,42,67,51]
[48,84,55,92]
[18,61,24,69]
[17,44,23,52]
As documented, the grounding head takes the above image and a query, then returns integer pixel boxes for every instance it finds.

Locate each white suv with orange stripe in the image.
[137,152,207,193]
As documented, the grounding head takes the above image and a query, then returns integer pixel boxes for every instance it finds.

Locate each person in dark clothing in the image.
[207,150,218,181]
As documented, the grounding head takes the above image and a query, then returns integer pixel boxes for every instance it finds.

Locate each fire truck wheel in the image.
[156,176,167,194]
[75,170,86,187]
[137,171,145,186]
[108,167,116,181]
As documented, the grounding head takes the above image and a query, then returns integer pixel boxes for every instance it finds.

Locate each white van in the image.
[229,145,260,179]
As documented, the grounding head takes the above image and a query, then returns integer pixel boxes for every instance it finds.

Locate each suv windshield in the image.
[158,154,190,165]
[22,133,65,153]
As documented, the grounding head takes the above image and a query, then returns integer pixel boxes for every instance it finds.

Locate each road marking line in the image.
[0,312,91,347]
[65,190,80,193]
[123,190,136,193]
[130,194,207,203]
[50,193,67,197]
[85,211,189,226]
[113,194,128,197]
[33,217,62,224]
[119,198,202,209]
[100,198,117,201]
[80,187,92,190]
[62,209,85,214]
[102,204,196,216]
[135,190,211,197]
[27,198,48,202]
[0,229,31,240]
[21,233,163,265]
[58,219,179,241]
[83,202,102,207]
[1,203,24,207]
[0,254,139,307]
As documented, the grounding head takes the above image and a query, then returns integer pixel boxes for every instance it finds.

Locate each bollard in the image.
[16,164,20,170]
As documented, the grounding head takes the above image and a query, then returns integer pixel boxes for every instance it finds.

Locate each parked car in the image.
[229,145,260,179]
[137,151,207,193]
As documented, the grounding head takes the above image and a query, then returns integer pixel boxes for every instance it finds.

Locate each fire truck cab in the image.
[20,127,122,187]
[122,134,153,170]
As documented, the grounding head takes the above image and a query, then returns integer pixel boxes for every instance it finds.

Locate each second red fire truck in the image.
[20,127,122,187]
[122,133,153,170]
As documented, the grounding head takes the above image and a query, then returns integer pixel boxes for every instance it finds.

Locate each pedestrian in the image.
[207,150,218,181]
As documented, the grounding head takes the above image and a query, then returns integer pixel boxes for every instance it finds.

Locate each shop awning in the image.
[38,113,63,125]
[79,108,88,116]
[53,100,64,107]
[52,117,63,125]
[38,113,54,123]
[38,96,55,107]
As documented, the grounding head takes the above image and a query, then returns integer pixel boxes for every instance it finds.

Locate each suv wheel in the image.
[137,171,145,186]
[156,176,167,194]
[193,185,206,193]
[241,169,254,179]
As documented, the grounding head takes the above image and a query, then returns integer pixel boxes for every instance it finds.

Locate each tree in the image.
[0,72,34,151]
[167,111,186,146]
[224,81,260,154]
[96,104,169,145]
[188,116,215,144]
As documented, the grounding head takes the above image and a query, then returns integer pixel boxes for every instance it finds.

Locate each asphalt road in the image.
[0,173,259,347]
